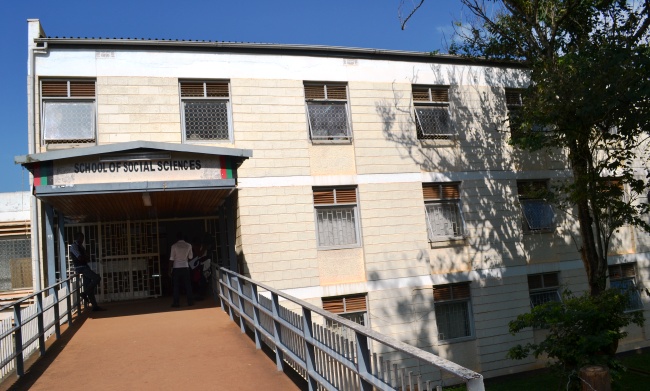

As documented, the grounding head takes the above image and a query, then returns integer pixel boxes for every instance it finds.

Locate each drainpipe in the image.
[27,19,48,291]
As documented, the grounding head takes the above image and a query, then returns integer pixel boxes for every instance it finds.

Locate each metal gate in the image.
[61,217,221,303]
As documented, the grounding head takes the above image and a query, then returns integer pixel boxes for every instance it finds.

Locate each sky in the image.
[0,0,465,194]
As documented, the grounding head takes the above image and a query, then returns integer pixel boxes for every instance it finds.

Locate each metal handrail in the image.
[0,275,84,379]
[218,267,485,391]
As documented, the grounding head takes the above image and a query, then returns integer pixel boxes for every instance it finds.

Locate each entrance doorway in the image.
[59,217,220,302]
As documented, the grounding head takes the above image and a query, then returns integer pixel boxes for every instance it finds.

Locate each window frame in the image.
[179,80,233,143]
[412,85,453,140]
[304,82,352,143]
[433,283,474,342]
[313,187,361,250]
[517,180,555,234]
[40,79,97,145]
[527,272,561,308]
[609,263,643,312]
[322,294,368,329]
[423,183,466,242]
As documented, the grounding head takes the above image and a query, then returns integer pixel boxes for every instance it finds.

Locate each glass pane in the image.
[521,200,554,230]
[415,106,450,136]
[43,101,95,141]
[316,206,357,247]
[307,102,350,139]
[184,100,230,140]
[611,279,643,310]
[425,202,462,238]
[435,301,471,340]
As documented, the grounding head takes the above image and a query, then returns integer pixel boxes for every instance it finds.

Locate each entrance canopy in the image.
[15,141,252,223]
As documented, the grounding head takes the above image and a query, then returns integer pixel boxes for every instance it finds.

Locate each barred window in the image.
[609,263,643,311]
[434,283,473,341]
[528,273,561,308]
[180,81,231,142]
[41,80,96,145]
[517,180,554,233]
[423,183,464,241]
[313,187,359,249]
[304,83,351,141]
[323,294,368,329]
[413,85,452,140]
[505,88,523,135]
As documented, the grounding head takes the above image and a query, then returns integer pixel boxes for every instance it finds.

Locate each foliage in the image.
[507,289,644,388]
[448,0,650,295]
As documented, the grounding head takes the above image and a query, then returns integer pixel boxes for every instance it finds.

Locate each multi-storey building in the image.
[16,19,650,378]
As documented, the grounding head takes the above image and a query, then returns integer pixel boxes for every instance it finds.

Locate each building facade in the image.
[18,19,650,378]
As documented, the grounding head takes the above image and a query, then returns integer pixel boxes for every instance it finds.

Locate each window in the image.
[609,263,643,311]
[180,81,231,142]
[322,294,368,327]
[413,85,452,139]
[313,187,360,249]
[505,88,523,135]
[41,80,96,144]
[304,83,351,141]
[517,180,554,233]
[423,183,464,241]
[528,273,561,308]
[434,283,473,341]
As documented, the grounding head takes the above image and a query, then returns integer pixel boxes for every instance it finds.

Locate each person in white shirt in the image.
[169,232,193,307]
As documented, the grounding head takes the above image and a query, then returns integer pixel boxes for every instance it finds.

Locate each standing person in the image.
[69,232,106,312]
[169,232,193,307]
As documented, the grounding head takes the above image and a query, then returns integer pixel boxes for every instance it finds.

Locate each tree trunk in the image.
[579,365,611,391]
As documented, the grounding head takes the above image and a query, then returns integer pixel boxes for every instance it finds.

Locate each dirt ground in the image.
[1,297,302,391]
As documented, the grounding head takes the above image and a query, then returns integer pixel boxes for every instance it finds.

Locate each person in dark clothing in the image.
[69,232,106,311]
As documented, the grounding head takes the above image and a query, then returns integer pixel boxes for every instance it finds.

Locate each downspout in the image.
[27,20,48,291]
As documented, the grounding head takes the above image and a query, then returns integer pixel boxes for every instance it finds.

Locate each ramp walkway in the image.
[1,298,301,391]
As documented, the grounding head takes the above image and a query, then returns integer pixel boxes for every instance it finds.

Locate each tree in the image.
[445,0,650,296]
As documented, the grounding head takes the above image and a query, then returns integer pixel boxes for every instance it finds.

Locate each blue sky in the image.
[0,0,463,193]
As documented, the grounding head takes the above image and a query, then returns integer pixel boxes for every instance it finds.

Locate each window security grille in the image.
[41,80,96,144]
[423,183,464,240]
[0,238,32,290]
[180,81,231,141]
[313,188,359,248]
[527,273,561,308]
[517,180,554,232]
[304,83,351,141]
[609,263,643,311]
[413,86,452,139]
[434,283,472,341]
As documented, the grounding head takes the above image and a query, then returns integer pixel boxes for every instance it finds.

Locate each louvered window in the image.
[517,180,554,233]
[609,263,643,311]
[423,183,464,241]
[433,283,473,341]
[313,187,359,249]
[322,294,367,328]
[304,83,351,142]
[528,273,561,308]
[180,81,231,142]
[413,85,452,140]
[41,80,96,145]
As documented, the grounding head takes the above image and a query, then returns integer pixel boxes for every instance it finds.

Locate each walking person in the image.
[70,232,106,311]
[169,232,194,307]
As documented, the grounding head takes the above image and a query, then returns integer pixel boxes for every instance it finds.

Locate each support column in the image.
[57,211,66,281]
[44,204,56,290]
[226,195,237,272]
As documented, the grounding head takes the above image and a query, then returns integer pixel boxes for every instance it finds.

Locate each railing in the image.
[0,276,83,380]
[218,268,485,391]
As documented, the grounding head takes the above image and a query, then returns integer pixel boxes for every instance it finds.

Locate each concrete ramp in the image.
[1,298,301,391]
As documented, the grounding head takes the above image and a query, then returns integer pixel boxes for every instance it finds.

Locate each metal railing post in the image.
[301,308,317,391]
[65,279,73,326]
[225,272,235,321]
[466,376,486,391]
[235,276,246,333]
[251,284,261,349]
[36,292,46,356]
[271,292,284,372]
[355,330,372,391]
[53,284,61,339]
[75,276,82,313]
[13,303,24,377]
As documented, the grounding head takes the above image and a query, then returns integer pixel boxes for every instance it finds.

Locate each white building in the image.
[16,19,650,378]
